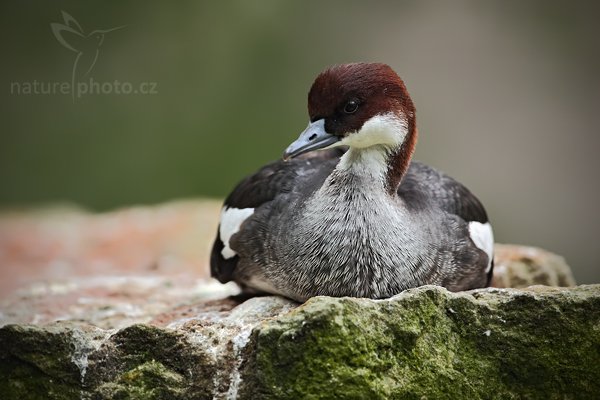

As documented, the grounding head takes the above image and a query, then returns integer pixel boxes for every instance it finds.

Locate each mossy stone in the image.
[239,285,600,399]
[1,285,599,399]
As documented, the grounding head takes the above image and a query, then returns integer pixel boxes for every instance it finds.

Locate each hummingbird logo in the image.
[51,11,124,99]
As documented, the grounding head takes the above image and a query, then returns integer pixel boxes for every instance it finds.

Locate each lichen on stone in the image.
[0,323,97,400]
[238,285,600,399]
[93,360,185,400]
[1,284,599,399]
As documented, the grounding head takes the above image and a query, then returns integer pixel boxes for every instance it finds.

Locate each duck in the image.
[210,62,494,302]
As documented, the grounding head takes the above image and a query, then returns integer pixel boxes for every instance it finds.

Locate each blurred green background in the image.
[1,1,599,283]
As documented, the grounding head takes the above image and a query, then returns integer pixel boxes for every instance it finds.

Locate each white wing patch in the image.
[468,221,495,272]
[219,206,254,259]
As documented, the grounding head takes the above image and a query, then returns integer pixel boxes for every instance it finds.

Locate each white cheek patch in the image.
[340,113,408,149]
[468,221,495,272]
[219,206,255,259]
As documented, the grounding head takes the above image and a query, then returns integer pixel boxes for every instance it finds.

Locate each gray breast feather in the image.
[229,166,490,301]
[220,158,491,301]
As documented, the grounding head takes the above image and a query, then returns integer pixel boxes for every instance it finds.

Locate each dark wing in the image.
[399,161,493,286]
[210,149,344,283]
[399,161,488,223]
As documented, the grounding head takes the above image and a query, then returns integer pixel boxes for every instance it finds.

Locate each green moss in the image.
[0,359,82,400]
[0,323,215,400]
[240,286,600,399]
[2,286,599,399]
[0,324,90,400]
[93,360,185,400]
[86,324,215,400]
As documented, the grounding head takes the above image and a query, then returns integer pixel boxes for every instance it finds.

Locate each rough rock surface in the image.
[492,244,576,288]
[1,285,599,399]
[0,201,221,300]
[0,202,596,399]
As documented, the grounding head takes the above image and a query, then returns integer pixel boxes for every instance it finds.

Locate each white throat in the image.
[334,112,409,182]
[337,146,392,182]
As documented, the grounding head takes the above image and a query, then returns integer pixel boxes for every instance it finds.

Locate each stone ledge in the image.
[1,285,599,399]
[0,202,592,399]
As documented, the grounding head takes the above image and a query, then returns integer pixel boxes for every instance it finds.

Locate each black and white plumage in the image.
[211,63,494,302]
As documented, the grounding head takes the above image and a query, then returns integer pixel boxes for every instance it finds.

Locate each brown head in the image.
[284,63,418,192]
[308,63,414,135]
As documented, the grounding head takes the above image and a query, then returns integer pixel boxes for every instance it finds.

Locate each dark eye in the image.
[344,100,359,114]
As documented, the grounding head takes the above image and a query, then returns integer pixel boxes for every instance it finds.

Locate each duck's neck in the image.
[330,127,418,196]
[385,126,418,194]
